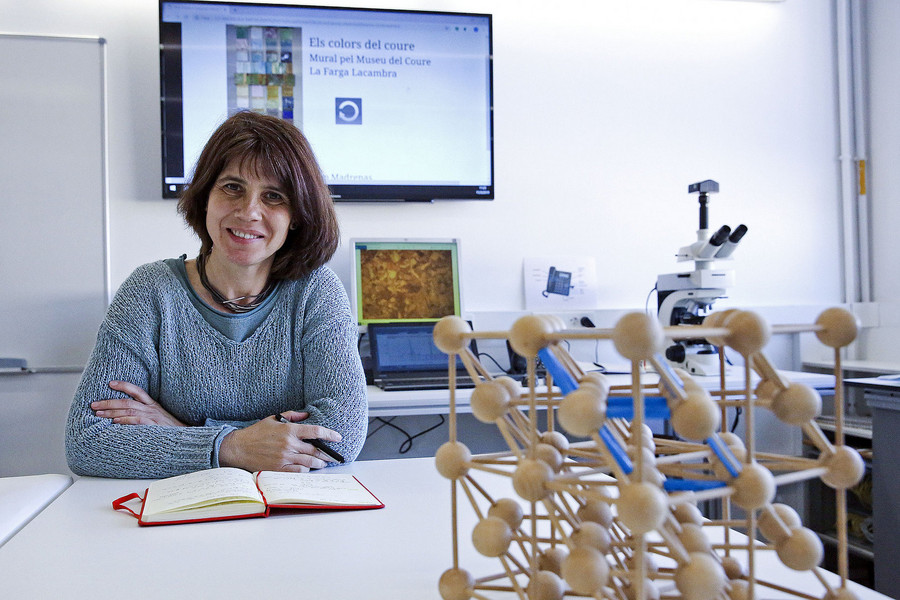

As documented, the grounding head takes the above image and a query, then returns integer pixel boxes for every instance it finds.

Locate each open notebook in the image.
[368,322,477,391]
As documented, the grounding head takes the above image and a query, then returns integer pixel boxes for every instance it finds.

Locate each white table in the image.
[0,456,886,599]
[0,473,72,547]
[366,369,835,416]
[0,458,469,598]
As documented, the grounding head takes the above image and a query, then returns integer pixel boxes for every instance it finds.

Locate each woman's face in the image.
[205,157,293,272]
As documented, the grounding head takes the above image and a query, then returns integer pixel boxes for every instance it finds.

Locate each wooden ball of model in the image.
[671,389,720,441]
[712,433,746,479]
[509,315,554,358]
[772,383,821,425]
[824,588,860,600]
[718,431,745,451]
[571,521,612,552]
[815,307,859,348]
[545,314,566,332]
[626,423,656,454]
[758,503,801,543]
[625,579,660,600]
[628,448,665,486]
[561,546,609,595]
[775,526,823,571]
[626,551,660,577]
[754,378,781,402]
[617,482,668,534]
[674,368,703,392]
[581,371,611,395]
[527,570,564,600]
[674,552,727,600]
[488,497,524,530]
[433,316,472,354]
[613,312,665,361]
[558,386,607,437]
[472,516,513,557]
[470,380,510,423]
[577,498,614,529]
[496,376,523,401]
[541,430,570,453]
[439,567,474,600]
[435,441,472,480]
[512,459,554,502]
[702,309,734,347]
[538,546,568,575]
[679,522,712,553]
[724,310,771,356]
[821,446,865,490]
[720,555,745,580]
[657,378,679,402]
[731,462,776,510]
[672,502,704,526]
[712,446,746,480]
[626,443,656,465]
[535,442,564,473]
[539,546,568,576]
[636,423,656,451]
[727,579,752,600]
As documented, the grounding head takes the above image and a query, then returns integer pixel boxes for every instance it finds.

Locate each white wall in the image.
[2,0,858,476]
[860,0,900,363]
[2,0,844,314]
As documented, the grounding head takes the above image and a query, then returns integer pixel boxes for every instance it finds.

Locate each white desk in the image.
[0,457,885,599]
[0,458,481,598]
[0,473,72,547]
[366,369,835,416]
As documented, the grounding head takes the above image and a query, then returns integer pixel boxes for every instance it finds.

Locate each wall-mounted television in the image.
[159,1,494,202]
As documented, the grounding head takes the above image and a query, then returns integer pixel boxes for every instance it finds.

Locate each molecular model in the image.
[432,308,864,600]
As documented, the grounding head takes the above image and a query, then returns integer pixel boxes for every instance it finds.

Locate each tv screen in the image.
[159,1,494,201]
[350,238,462,326]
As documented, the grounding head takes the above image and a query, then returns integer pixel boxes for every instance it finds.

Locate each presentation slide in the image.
[162,3,492,189]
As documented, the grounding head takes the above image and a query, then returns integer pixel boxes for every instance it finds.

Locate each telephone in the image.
[543,266,573,297]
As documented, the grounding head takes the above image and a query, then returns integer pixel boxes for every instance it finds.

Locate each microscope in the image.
[656,180,748,375]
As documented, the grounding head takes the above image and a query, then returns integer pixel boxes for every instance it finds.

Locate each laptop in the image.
[368,322,478,391]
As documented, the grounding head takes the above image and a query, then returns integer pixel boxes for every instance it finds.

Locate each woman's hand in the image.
[91,381,186,427]
[218,411,343,473]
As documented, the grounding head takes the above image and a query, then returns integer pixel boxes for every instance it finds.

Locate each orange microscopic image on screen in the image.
[359,249,456,320]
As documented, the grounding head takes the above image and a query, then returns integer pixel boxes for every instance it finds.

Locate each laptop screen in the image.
[369,322,470,374]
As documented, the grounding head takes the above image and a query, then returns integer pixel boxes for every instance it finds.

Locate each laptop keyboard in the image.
[376,375,477,391]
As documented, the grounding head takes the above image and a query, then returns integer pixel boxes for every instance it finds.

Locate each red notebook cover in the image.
[112,471,384,527]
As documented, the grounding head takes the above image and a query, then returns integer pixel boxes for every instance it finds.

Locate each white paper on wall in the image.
[523,256,599,311]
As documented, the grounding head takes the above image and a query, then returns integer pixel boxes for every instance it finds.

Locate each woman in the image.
[66,111,367,478]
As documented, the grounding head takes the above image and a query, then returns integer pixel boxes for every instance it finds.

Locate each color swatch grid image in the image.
[227,25,300,121]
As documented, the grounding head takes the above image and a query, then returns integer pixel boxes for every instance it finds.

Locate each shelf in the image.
[816,531,875,560]
[803,359,900,375]
[815,415,873,440]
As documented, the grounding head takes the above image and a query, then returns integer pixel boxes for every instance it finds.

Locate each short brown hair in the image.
[177,111,339,280]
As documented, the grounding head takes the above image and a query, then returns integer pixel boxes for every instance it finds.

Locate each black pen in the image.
[304,438,345,464]
[275,413,345,464]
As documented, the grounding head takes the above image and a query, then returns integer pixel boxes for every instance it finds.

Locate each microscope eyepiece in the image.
[715,224,748,258]
[728,224,748,243]
[698,225,731,258]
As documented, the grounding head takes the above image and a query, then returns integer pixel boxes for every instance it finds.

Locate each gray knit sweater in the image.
[65,260,368,479]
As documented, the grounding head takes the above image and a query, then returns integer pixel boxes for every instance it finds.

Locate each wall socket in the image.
[568,315,595,328]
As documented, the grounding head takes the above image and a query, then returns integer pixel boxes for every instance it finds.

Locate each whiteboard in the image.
[0,34,109,370]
